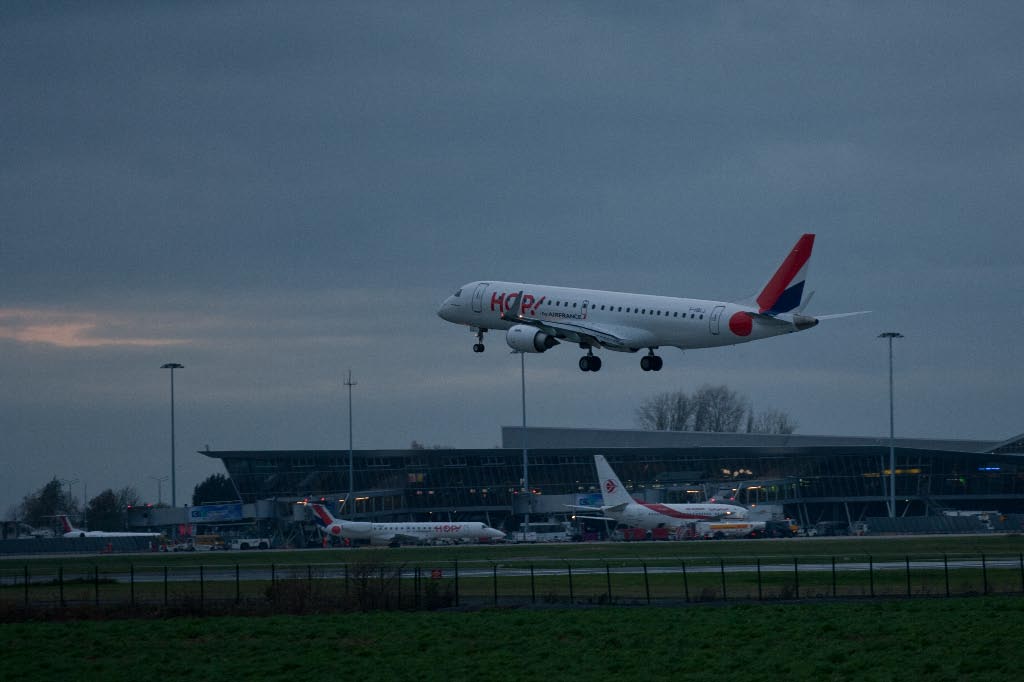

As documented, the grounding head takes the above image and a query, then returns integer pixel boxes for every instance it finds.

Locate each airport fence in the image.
[3,553,1024,615]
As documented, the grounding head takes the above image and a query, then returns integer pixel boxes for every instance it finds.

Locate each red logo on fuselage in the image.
[604,479,617,494]
[491,292,545,316]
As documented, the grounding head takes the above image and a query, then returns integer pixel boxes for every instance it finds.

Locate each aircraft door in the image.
[471,283,489,313]
[710,305,725,335]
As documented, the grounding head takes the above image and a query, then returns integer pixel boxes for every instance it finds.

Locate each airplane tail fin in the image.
[58,515,74,533]
[308,503,336,529]
[756,233,815,314]
[594,455,634,508]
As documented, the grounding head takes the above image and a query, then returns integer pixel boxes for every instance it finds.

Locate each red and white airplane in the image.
[572,455,751,530]
[307,503,505,546]
[438,233,863,371]
[58,514,161,539]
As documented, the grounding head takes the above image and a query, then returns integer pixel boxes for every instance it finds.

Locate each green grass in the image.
[3,597,1024,681]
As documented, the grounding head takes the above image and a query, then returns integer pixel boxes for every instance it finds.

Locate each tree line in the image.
[636,384,797,434]
[7,473,239,530]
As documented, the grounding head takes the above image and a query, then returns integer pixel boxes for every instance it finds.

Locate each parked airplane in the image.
[570,455,750,530]
[58,515,161,539]
[438,233,865,371]
[307,504,505,546]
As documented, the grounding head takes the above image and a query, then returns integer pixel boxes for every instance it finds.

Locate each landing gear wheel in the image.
[641,353,663,372]
[579,354,602,372]
[473,343,485,353]
[472,329,486,353]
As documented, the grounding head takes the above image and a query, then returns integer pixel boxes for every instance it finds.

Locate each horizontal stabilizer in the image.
[816,311,871,320]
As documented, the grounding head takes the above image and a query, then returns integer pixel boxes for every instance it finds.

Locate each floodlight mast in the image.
[878,333,903,519]
[161,363,184,508]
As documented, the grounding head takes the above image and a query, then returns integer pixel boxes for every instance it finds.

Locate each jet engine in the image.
[505,324,559,353]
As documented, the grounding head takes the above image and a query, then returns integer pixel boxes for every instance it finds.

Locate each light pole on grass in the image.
[160,363,184,508]
[878,333,904,519]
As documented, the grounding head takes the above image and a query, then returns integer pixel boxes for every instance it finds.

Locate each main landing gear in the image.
[640,351,663,372]
[472,329,486,353]
[579,349,602,372]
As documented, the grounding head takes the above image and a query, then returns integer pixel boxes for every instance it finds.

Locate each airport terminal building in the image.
[201,427,1024,533]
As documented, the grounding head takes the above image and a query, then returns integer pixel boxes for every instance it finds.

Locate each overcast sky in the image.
[3,2,1022,516]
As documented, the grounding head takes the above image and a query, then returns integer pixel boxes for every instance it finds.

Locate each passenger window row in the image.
[545,299,703,319]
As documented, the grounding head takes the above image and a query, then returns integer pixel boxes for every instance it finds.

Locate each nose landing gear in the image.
[472,328,486,353]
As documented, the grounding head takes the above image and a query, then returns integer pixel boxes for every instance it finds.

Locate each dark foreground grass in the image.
[3,596,1023,681]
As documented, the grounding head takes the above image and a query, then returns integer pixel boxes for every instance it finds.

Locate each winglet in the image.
[500,290,525,322]
[757,234,815,314]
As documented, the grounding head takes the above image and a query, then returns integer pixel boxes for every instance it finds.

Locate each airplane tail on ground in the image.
[594,455,635,508]
[756,233,815,314]
[57,515,75,534]
[308,503,338,529]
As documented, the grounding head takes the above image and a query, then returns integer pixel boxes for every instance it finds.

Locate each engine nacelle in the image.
[506,324,559,353]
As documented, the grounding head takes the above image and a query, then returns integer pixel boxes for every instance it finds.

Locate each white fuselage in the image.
[321,518,505,545]
[438,280,799,353]
[608,501,749,530]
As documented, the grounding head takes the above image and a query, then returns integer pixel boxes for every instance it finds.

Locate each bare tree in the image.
[692,385,749,433]
[747,408,798,435]
[636,390,695,431]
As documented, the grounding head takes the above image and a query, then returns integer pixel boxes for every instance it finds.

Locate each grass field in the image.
[3,596,1024,681]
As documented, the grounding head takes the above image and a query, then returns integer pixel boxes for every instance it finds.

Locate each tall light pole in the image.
[161,363,184,508]
[519,351,530,541]
[878,333,903,519]
[149,475,168,505]
[344,369,357,517]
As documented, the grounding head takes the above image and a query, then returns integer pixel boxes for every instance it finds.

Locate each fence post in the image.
[200,565,205,610]
[164,565,168,606]
[454,560,459,607]
[414,566,420,609]
[605,564,612,603]
[905,556,911,597]
[832,556,837,598]
[492,563,498,605]
[344,564,349,600]
[24,565,29,608]
[59,565,64,608]
[982,553,988,595]
[944,553,950,597]
[566,562,574,603]
[396,565,402,609]
[94,564,99,606]
[869,556,874,597]
[793,557,799,600]
[1019,553,1023,595]
[681,561,689,603]
[530,563,535,604]
[643,562,650,604]
[235,564,240,604]
[757,558,762,601]
[720,559,727,602]
[130,564,135,607]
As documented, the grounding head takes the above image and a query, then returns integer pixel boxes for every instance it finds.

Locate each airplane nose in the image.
[437,298,457,321]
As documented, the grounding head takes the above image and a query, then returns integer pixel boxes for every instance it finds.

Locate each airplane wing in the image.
[502,292,651,351]
[571,514,620,522]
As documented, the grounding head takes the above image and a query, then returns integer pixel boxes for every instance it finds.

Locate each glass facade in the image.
[207,443,1024,528]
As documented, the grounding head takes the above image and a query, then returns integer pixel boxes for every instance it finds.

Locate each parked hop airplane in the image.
[307,503,505,546]
[58,514,161,539]
[438,233,865,371]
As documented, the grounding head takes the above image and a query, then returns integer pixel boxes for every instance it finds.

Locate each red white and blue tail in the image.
[309,503,336,529]
[58,514,75,533]
[756,233,815,314]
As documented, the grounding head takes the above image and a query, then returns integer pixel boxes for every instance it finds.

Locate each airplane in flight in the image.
[58,514,161,539]
[438,233,865,371]
[570,455,751,531]
[307,504,505,546]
